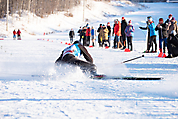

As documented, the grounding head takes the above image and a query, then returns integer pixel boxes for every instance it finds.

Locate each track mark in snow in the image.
[0,98,177,102]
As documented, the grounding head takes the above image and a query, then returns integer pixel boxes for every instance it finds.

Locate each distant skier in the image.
[55,41,97,75]
[155,18,168,55]
[69,29,75,43]
[145,17,157,53]
[107,22,111,47]
[121,17,127,49]
[125,20,134,51]
[17,29,21,40]
[13,30,16,40]
[86,27,91,46]
[97,24,103,47]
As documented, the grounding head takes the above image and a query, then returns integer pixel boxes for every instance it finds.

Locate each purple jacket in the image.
[125,25,134,37]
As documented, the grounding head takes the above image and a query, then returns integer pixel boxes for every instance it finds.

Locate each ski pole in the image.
[122,55,144,64]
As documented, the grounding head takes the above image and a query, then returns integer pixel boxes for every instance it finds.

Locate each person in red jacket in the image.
[17,29,21,40]
[114,20,122,49]
[86,27,91,46]
[13,30,16,40]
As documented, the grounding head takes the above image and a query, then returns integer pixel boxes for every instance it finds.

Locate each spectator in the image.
[102,25,109,47]
[146,17,157,53]
[91,26,96,47]
[155,18,168,54]
[69,28,75,43]
[77,27,82,42]
[17,29,21,40]
[86,27,91,46]
[114,20,123,49]
[121,17,127,49]
[13,30,16,40]
[107,22,111,47]
[97,24,103,47]
[125,20,134,51]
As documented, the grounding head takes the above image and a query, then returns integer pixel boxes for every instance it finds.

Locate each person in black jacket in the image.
[55,41,97,75]
[165,14,172,24]
[121,17,127,49]
[69,29,75,43]
[107,22,111,47]
[155,18,168,54]
[97,24,103,47]
[139,16,154,52]
[77,27,82,42]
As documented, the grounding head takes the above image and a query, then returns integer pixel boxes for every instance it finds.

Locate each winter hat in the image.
[159,18,163,22]
[128,20,132,23]
[122,17,125,20]
[169,14,172,17]
[148,17,152,21]
[172,17,175,20]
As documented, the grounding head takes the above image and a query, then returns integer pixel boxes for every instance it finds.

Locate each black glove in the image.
[139,27,142,29]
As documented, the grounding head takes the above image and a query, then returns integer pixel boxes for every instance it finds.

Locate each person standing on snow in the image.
[107,22,111,47]
[114,19,123,49]
[17,29,21,40]
[55,41,97,75]
[82,26,87,46]
[102,25,109,47]
[121,17,127,49]
[139,16,153,52]
[166,17,178,58]
[165,14,173,24]
[97,24,103,47]
[77,27,82,43]
[155,18,168,55]
[13,30,16,40]
[86,27,91,46]
[69,29,75,43]
[145,17,157,53]
[91,26,96,47]
[125,20,134,51]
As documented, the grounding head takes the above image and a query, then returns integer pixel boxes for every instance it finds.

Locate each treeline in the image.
[0,0,81,18]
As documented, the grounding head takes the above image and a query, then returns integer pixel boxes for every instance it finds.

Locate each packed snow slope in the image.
[0,2,178,119]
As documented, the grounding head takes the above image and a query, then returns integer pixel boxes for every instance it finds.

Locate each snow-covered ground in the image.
[0,1,178,119]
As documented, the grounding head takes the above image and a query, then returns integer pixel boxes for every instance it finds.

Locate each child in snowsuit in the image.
[13,30,16,40]
[69,29,75,43]
[155,18,168,54]
[125,20,134,51]
[146,17,157,53]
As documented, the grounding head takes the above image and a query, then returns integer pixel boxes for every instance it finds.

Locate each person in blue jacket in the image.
[55,41,97,75]
[125,20,134,51]
[146,17,157,53]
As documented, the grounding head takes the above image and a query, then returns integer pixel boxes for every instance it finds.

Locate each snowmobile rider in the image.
[55,41,97,75]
